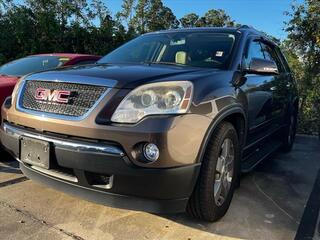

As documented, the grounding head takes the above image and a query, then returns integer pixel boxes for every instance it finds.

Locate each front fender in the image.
[196,105,247,163]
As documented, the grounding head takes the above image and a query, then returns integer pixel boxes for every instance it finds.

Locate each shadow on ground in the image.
[161,135,320,239]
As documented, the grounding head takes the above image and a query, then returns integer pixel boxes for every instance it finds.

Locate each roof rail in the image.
[238,25,253,30]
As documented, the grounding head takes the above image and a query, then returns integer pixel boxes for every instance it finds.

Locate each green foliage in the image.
[203,9,235,27]
[0,0,12,13]
[0,0,239,65]
[131,0,148,33]
[179,9,237,28]
[0,0,239,64]
[0,0,133,63]
[117,0,135,25]
[146,0,179,32]
[180,13,199,28]
[131,0,178,33]
[284,0,320,137]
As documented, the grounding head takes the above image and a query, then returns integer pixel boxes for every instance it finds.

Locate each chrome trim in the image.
[24,73,117,87]
[92,175,114,190]
[15,78,113,121]
[31,166,78,183]
[3,123,125,157]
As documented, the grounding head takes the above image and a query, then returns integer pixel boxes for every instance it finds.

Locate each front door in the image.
[241,38,278,146]
[259,42,290,129]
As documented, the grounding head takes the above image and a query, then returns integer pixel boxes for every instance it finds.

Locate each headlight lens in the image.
[111,81,193,123]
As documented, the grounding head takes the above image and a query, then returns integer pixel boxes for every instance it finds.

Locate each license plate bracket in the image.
[20,137,50,169]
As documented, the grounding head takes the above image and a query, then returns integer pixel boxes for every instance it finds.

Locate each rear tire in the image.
[282,111,297,153]
[187,122,240,222]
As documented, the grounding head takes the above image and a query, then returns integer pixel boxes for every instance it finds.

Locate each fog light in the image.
[143,143,159,162]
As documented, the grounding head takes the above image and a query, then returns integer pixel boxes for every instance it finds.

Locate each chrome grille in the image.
[20,80,107,117]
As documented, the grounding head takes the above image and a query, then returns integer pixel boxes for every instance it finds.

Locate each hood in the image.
[23,63,220,89]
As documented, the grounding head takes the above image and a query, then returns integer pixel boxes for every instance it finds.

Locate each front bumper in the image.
[1,122,200,213]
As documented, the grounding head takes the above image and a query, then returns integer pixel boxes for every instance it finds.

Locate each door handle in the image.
[270,86,277,91]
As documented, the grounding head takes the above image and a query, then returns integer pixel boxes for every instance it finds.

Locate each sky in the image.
[105,0,304,40]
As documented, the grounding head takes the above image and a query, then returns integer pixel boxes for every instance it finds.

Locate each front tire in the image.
[187,122,240,222]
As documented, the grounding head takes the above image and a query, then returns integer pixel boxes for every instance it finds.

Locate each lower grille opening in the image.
[85,172,114,189]
[29,164,78,183]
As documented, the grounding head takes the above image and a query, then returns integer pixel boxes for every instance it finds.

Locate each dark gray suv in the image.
[1,26,298,222]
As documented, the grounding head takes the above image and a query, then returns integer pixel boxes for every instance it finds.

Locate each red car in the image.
[0,53,101,113]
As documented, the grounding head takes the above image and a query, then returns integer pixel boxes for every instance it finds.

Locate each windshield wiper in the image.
[142,61,186,67]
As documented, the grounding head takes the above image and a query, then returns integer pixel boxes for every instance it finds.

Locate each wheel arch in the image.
[286,96,299,121]
[196,107,247,163]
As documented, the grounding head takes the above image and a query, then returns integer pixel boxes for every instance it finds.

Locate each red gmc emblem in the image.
[35,88,71,104]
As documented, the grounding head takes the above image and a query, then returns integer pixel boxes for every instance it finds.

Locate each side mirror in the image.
[246,58,279,75]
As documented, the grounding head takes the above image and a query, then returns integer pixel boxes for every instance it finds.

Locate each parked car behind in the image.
[0,53,101,116]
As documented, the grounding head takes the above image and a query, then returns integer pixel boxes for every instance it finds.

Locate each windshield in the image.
[0,56,69,77]
[98,32,236,69]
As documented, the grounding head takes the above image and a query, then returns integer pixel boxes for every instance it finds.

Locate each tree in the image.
[131,0,178,33]
[131,0,149,33]
[90,0,109,26]
[203,9,234,27]
[146,0,178,31]
[0,0,12,14]
[285,0,320,137]
[180,13,199,28]
[180,9,235,28]
[26,0,90,25]
[0,6,36,62]
[117,0,135,26]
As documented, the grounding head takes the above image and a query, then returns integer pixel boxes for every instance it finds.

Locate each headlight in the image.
[111,81,193,123]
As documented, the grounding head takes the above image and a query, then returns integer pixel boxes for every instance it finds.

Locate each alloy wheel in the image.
[214,138,235,206]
